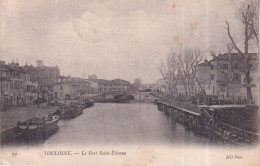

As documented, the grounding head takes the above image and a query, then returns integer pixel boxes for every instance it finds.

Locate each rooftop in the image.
[197,59,211,66]
[111,79,130,85]
[90,79,112,84]
[215,53,257,61]
[88,78,131,85]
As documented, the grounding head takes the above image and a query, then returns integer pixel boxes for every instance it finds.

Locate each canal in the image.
[44,103,208,146]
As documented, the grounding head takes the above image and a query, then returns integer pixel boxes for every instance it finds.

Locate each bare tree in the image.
[225,0,258,103]
[158,52,179,95]
[159,48,203,99]
[88,74,98,80]
[244,0,259,44]
[177,48,203,98]
[207,42,222,59]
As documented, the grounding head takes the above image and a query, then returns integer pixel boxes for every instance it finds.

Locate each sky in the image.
[0,0,250,83]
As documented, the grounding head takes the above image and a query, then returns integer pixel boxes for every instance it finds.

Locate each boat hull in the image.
[60,107,83,120]
[16,115,60,141]
[85,101,94,108]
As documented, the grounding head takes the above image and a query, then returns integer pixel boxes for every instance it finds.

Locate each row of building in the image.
[54,78,131,100]
[156,53,259,103]
[0,60,60,109]
[0,60,131,110]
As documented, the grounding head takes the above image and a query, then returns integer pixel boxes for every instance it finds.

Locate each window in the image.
[60,84,63,90]
[223,64,228,69]
[27,85,30,92]
[211,74,214,80]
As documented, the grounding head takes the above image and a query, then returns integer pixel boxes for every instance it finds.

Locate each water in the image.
[43,103,208,146]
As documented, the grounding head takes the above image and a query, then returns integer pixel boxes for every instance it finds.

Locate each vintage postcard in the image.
[0,0,259,165]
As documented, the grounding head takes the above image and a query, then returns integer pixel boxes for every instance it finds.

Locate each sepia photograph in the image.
[0,0,259,165]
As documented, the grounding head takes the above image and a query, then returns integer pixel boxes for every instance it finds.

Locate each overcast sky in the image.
[0,0,249,83]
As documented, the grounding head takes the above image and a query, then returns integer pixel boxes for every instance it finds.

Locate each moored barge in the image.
[157,100,259,145]
[59,105,83,120]
[84,100,94,108]
[16,114,60,141]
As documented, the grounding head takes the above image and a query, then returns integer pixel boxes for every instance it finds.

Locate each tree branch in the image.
[225,21,244,59]
[249,22,259,44]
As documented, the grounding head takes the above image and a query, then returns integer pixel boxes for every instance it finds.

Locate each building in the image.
[0,60,10,109]
[196,53,259,102]
[53,82,79,100]
[196,59,213,96]
[0,60,61,110]
[0,61,25,109]
[89,79,130,94]
[87,79,111,94]
[53,77,94,100]
[35,60,60,101]
[35,60,60,85]
[156,78,167,93]
[110,79,130,93]
[85,80,99,94]
[69,77,92,95]
[21,65,39,104]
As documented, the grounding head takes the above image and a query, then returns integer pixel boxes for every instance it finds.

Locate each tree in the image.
[132,78,142,90]
[158,52,179,95]
[158,48,203,98]
[176,48,203,98]
[88,74,97,80]
[225,0,259,103]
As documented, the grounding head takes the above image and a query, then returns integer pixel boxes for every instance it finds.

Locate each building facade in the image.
[110,79,131,93]
[21,65,39,105]
[0,61,25,109]
[53,82,79,100]
[0,60,61,110]
[85,80,99,94]
[35,60,60,101]
[157,53,259,103]
[53,77,94,100]
[156,78,167,93]
[196,53,259,102]
[90,79,130,94]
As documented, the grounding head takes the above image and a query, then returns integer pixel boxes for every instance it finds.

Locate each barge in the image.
[157,100,259,145]
[84,100,94,108]
[57,100,93,120]
[16,114,60,141]
[59,105,83,120]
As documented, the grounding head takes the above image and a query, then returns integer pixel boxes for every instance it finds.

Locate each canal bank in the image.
[156,97,259,146]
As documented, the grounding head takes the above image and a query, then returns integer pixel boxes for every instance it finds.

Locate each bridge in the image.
[89,91,159,103]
